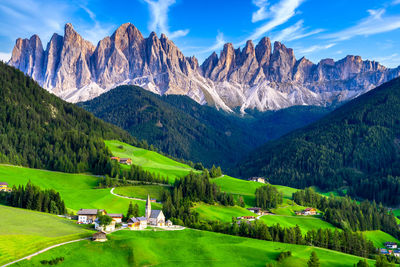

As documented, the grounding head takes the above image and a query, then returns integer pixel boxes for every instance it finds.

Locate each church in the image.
[145,194,165,226]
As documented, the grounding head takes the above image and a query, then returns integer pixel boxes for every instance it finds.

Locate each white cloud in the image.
[245,0,304,43]
[373,53,400,67]
[298,43,336,54]
[0,52,11,62]
[393,0,400,5]
[201,32,226,53]
[143,0,189,39]
[323,8,400,41]
[80,6,114,45]
[272,20,323,42]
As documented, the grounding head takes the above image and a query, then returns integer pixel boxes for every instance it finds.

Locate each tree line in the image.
[293,188,400,239]
[255,185,283,209]
[189,219,375,258]
[2,181,66,214]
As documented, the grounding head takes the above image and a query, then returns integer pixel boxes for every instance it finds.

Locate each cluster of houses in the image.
[127,195,172,230]
[0,182,11,192]
[380,242,400,257]
[110,157,132,165]
[295,208,318,216]
[236,207,272,222]
[247,177,266,184]
[78,195,172,241]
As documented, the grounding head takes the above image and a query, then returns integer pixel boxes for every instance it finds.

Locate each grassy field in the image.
[0,165,161,214]
[260,215,337,234]
[13,229,374,267]
[0,205,92,266]
[212,176,298,207]
[113,185,168,200]
[105,140,198,183]
[192,203,256,222]
[362,230,400,248]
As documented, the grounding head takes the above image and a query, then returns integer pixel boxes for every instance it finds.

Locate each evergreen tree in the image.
[357,259,369,267]
[127,201,134,219]
[133,203,139,217]
[307,251,320,267]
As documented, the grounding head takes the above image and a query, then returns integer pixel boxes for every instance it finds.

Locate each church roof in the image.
[150,210,163,218]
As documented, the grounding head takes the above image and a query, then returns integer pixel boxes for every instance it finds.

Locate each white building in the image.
[94,220,115,232]
[128,216,148,230]
[146,194,165,226]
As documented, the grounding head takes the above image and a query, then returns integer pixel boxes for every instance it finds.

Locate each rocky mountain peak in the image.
[8,22,400,112]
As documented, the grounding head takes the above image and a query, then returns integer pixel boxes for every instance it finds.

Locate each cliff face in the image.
[9,23,400,112]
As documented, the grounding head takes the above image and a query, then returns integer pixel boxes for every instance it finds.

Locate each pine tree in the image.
[133,203,139,217]
[357,259,369,267]
[127,201,134,219]
[238,196,245,207]
[307,251,320,267]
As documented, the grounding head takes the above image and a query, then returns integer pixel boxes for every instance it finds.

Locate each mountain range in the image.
[8,23,400,112]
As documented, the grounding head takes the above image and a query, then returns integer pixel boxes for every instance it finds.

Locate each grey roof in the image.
[247,207,262,211]
[150,210,163,218]
[77,209,104,215]
[129,216,147,223]
[0,182,8,185]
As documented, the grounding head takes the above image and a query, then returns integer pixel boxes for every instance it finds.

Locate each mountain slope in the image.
[78,85,329,168]
[9,23,400,112]
[0,62,140,173]
[236,77,400,205]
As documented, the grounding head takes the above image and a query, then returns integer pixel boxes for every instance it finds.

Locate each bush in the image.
[277,251,292,262]
[40,257,64,265]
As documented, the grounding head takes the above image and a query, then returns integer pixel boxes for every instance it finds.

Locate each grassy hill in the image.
[260,215,337,234]
[236,77,400,205]
[79,85,329,169]
[362,230,400,248]
[113,185,167,201]
[0,165,161,214]
[0,205,91,266]
[13,229,374,267]
[193,203,256,222]
[105,140,198,183]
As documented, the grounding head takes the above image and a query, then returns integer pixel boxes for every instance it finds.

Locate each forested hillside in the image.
[79,85,329,168]
[0,62,141,173]
[237,77,400,205]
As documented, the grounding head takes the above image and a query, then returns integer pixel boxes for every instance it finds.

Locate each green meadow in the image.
[192,203,257,222]
[0,165,161,214]
[0,205,92,266]
[13,229,374,267]
[105,140,199,183]
[113,185,167,200]
[362,230,400,248]
[260,215,337,234]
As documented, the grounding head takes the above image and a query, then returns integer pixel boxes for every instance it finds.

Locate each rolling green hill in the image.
[105,140,199,182]
[0,165,161,214]
[12,229,374,267]
[0,205,91,266]
[237,77,400,205]
[362,230,400,248]
[79,85,329,168]
[0,62,141,175]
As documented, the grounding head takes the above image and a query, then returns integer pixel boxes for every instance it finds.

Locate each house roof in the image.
[120,158,131,161]
[93,231,107,238]
[0,182,8,185]
[77,209,105,215]
[247,207,261,211]
[108,213,123,218]
[129,216,147,223]
[150,210,163,218]
[385,242,397,245]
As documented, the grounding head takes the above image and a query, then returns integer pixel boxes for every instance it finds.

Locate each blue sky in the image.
[1,0,400,67]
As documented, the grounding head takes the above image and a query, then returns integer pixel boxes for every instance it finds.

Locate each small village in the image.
[77,194,177,242]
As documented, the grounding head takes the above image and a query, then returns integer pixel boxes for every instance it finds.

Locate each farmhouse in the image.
[0,182,10,192]
[247,207,264,215]
[120,158,132,165]
[296,208,317,216]
[108,213,123,223]
[77,209,106,224]
[92,231,107,242]
[166,220,173,226]
[247,177,266,183]
[128,216,148,230]
[236,216,256,220]
[146,194,165,226]
[110,157,120,162]
[385,242,398,249]
[394,250,400,257]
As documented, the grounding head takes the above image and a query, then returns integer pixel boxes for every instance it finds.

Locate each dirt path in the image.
[1,238,90,267]
[110,188,162,204]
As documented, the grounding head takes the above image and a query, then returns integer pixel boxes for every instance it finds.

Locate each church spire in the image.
[145,194,151,219]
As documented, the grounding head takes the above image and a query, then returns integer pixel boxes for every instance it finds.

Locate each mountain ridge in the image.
[9,22,400,112]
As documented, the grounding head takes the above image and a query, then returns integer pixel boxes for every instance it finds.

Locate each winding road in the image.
[1,238,90,267]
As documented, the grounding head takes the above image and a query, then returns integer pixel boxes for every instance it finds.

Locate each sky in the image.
[1,0,400,67]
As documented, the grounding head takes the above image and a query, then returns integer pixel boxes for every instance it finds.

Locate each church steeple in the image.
[145,194,151,219]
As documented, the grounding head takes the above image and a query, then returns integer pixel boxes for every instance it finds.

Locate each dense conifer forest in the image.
[0,63,143,174]
[79,85,329,168]
[237,77,400,205]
